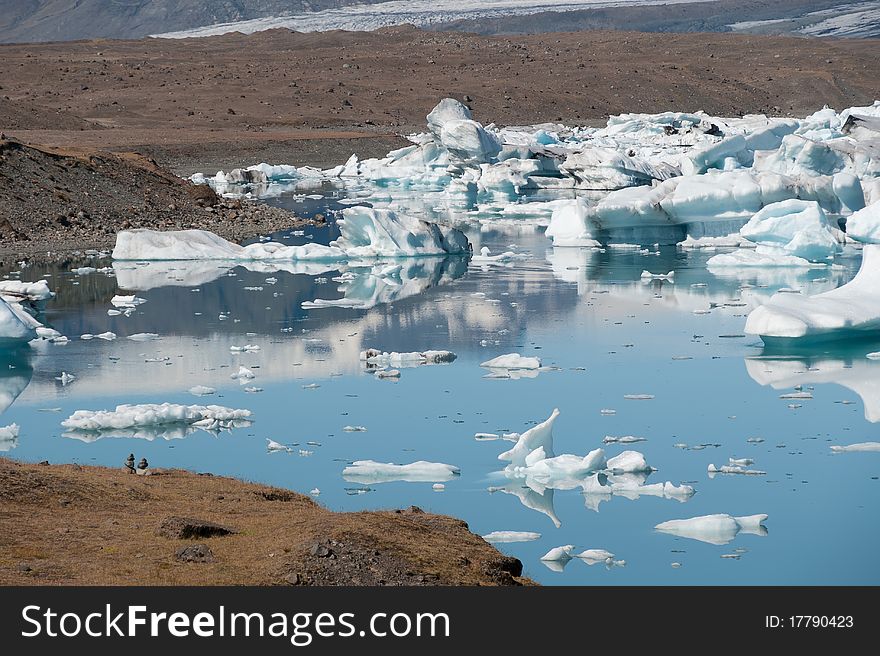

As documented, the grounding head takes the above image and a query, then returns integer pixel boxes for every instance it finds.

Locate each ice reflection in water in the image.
[0,218,878,585]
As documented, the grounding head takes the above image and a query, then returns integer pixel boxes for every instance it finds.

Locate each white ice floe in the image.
[61,403,253,436]
[188,385,216,396]
[267,438,292,453]
[341,460,460,484]
[575,549,615,564]
[707,463,766,476]
[111,294,147,308]
[374,369,401,379]
[830,442,880,453]
[0,280,54,302]
[481,531,542,543]
[655,513,768,545]
[112,208,469,262]
[745,244,880,342]
[360,348,456,368]
[0,423,20,451]
[480,353,542,370]
[127,333,160,341]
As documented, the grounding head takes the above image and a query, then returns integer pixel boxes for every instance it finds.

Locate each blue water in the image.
[3,221,879,585]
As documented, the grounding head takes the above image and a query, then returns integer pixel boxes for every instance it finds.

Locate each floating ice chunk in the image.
[128,333,159,341]
[62,403,252,433]
[480,353,541,370]
[708,464,766,476]
[432,483,445,491]
[779,391,812,399]
[342,460,460,484]
[374,369,401,379]
[745,244,880,342]
[343,425,367,432]
[0,297,38,344]
[575,549,615,564]
[230,366,255,380]
[471,246,523,263]
[498,408,559,467]
[0,423,20,451]
[830,442,880,453]
[655,513,768,545]
[189,385,216,396]
[606,450,653,473]
[230,344,260,352]
[640,271,674,281]
[113,228,345,262]
[707,250,824,269]
[267,438,292,453]
[545,198,602,247]
[481,531,541,543]
[111,294,147,308]
[737,200,842,262]
[540,545,575,562]
[0,279,54,302]
[729,457,754,466]
[55,372,76,386]
[361,348,456,368]
[603,435,646,444]
[623,394,654,400]
[867,352,880,360]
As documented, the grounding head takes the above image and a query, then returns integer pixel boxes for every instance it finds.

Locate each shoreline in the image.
[0,457,531,586]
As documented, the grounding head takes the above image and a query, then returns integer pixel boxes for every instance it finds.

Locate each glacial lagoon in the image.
[2,199,879,585]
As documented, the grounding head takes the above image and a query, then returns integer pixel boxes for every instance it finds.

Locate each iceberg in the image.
[575,549,615,564]
[112,208,470,262]
[606,450,654,474]
[341,460,460,484]
[540,545,575,562]
[745,244,880,342]
[655,513,768,545]
[0,297,37,345]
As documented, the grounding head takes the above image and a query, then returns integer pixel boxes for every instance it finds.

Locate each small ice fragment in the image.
[779,391,812,399]
[310,488,321,496]
[480,353,541,370]
[540,545,575,562]
[374,369,400,379]
[55,372,76,386]
[624,394,654,400]
[188,385,216,396]
[640,270,674,281]
[600,409,616,415]
[432,483,445,491]
[267,438,291,453]
[343,425,367,432]
[230,366,255,380]
[603,435,646,444]
[302,383,320,389]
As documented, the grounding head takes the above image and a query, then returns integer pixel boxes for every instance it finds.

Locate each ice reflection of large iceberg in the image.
[113,260,341,291]
[745,353,880,422]
[302,257,467,310]
[0,347,33,415]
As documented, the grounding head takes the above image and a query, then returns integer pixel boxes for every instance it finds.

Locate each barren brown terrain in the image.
[1,26,878,175]
[0,458,529,586]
